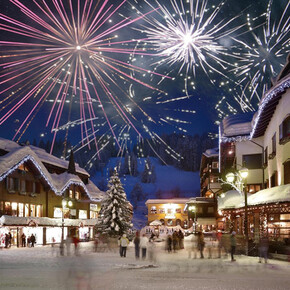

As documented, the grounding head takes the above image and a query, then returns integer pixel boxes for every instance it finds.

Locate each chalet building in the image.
[145,198,189,229]
[218,55,290,241]
[0,138,104,247]
[200,147,222,198]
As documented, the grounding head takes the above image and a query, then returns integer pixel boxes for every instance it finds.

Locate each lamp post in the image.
[62,199,73,241]
[189,205,197,233]
[226,167,249,255]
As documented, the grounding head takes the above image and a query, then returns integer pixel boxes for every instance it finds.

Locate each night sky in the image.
[0,0,289,150]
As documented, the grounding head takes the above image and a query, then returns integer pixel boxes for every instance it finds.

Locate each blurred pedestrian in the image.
[172,231,178,252]
[188,233,197,259]
[166,234,172,253]
[66,235,72,256]
[30,234,36,247]
[178,229,184,249]
[140,234,149,259]
[147,238,156,263]
[21,233,26,247]
[8,232,12,247]
[217,230,222,258]
[197,231,205,259]
[60,239,65,256]
[73,236,80,256]
[4,233,9,248]
[120,234,129,257]
[230,231,236,262]
[258,235,269,263]
[134,231,140,259]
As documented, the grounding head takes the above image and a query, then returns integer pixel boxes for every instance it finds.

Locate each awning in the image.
[196,218,216,225]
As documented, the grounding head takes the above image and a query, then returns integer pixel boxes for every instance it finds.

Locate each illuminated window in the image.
[167,219,173,226]
[53,207,62,218]
[90,211,98,219]
[25,204,29,217]
[167,208,172,214]
[69,189,73,199]
[159,208,165,214]
[75,191,80,200]
[212,162,218,169]
[30,204,36,217]
[79,210,87,219]
[36,205,42,217]
[4,202,11,215]
[18,203,24,217]
[11,202,17,216]
[150,206,157,214]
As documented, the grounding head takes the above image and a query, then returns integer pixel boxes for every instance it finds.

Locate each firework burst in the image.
[0,0,170,152]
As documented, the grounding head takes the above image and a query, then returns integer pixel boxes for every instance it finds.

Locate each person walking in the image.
[133,231,140,259]
[21,233,26,247]
[30,234,36,247]
[166,234,172,253]
[217,230,222,258]
[140,234,149,259]
[178,229,184,249]
[230,231,237,262]
[197,231,205,259]
[258,234,269,263]
[172,231,178,252]
[120,234,129,257]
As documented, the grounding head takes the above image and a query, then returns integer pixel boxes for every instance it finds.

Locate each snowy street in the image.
[0,241,289,290]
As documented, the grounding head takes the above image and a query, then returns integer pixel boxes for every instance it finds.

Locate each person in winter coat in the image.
[166,234,172,253]
[21,233,26,247]
[172,231,179,252]
[178,230,184,249]
[30,234,36,247]
[120,234,129,257]
[258,235,269,263]
[133,231,140,259]
[140,234,149,259]
[197,231,205,258]
[230,231,237,262]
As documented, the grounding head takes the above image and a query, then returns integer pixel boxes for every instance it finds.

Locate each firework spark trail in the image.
[231,0,290,103]
[0,0,170,152]
[140,0,246,94]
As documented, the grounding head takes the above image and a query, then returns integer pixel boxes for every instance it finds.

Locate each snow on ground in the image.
[0,239,289,290]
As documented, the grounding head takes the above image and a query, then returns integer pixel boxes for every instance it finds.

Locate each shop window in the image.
[25,204,29,217]
[160,219,165,225]
[279,115,290,144]
[36,205,42,217]
[30,204,36,217]
[284,160,290,185]
[280,214,290,220]
[11,202,17,216]
[5,202,12,215]
[183,220,188,228]
[242,154,262,169]
[167,219,173,226]
[18,203,24,217]
[159,208,165,214]
[248,184,261,193]
[176,219,181,226]
[54,207,62,218]
[79,210,87,219]
[90,211,98,219]
[175,208,181,213]
[150,206,157,214]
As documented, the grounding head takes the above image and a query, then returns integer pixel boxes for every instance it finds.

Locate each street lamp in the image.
[188,205,197,233]
[226,166,249,255]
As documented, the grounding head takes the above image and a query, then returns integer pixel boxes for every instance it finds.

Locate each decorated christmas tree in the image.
[96,169,133,236]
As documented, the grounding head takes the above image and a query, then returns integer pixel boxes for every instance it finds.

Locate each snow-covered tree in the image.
[96,170,132,236]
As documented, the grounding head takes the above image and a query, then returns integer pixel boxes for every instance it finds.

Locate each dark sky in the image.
[0,0,288,147]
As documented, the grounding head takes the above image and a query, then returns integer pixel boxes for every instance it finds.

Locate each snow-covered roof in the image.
[0,215,98,227]
[0,137,21,151]
[145,198,190,205]
[218,184,290,210]
[220,112,254,139]
[203,147,219,158]
[0,139,104,201]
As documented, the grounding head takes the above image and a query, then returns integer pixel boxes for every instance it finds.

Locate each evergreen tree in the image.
[67,150,76,174]
[130,152,138,177]
[96,170,132,236]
